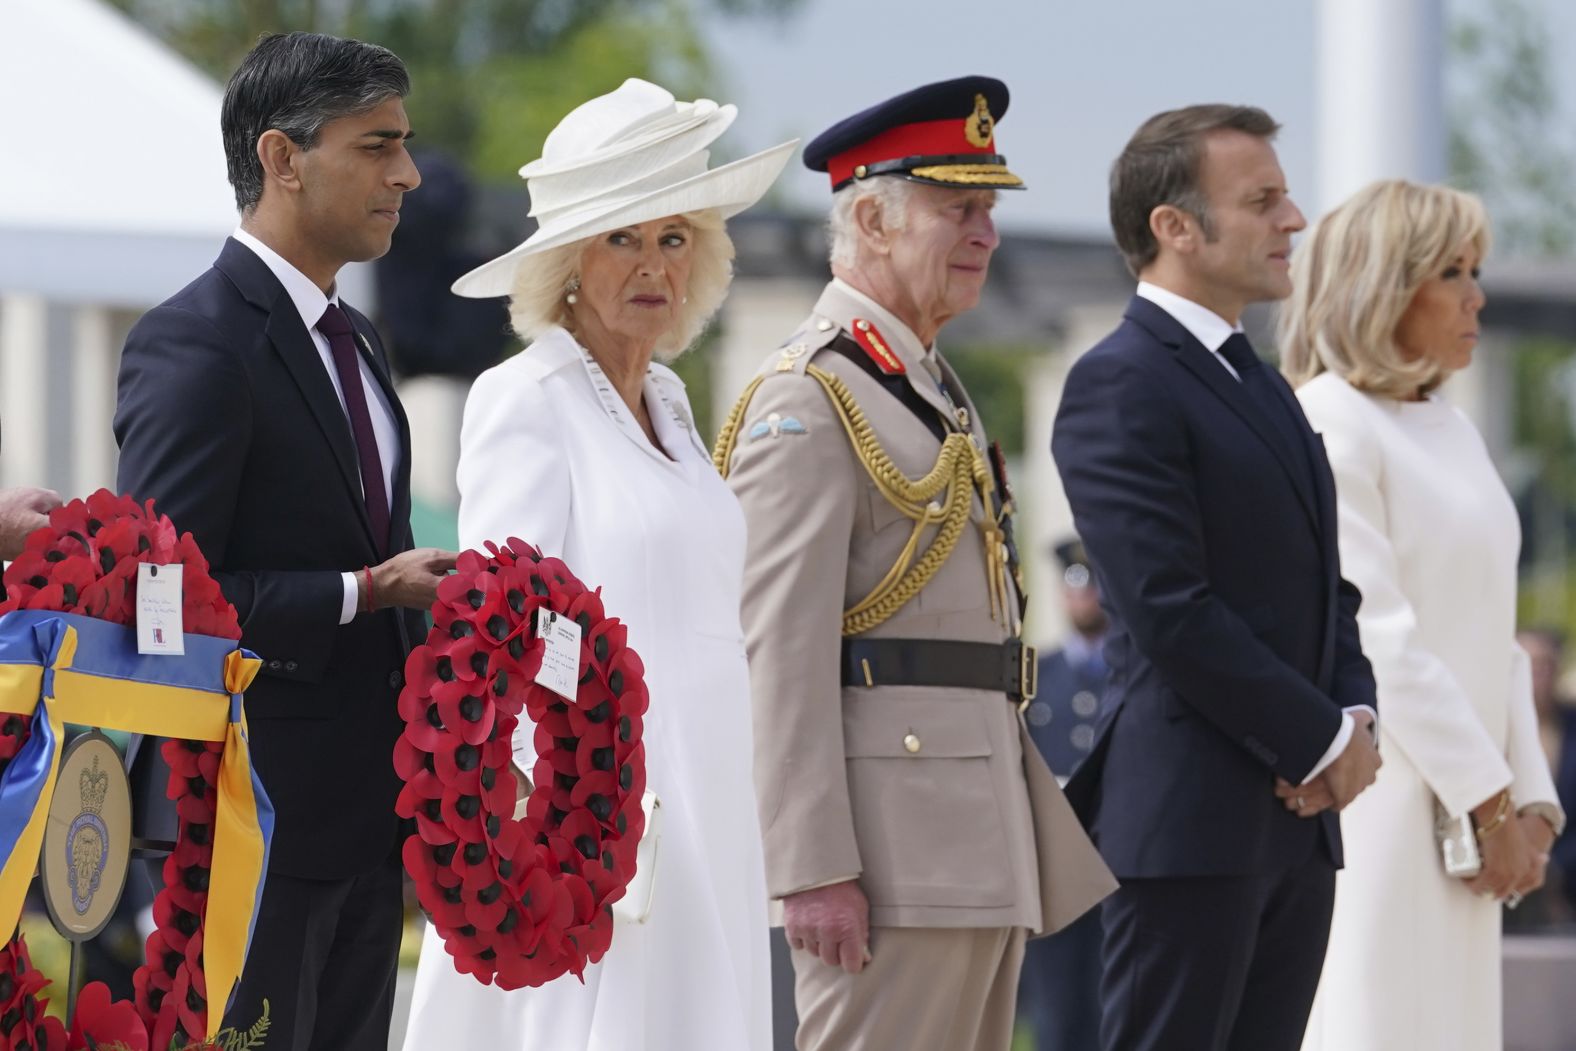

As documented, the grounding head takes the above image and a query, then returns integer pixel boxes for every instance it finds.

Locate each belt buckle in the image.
[1015,641,1037,713]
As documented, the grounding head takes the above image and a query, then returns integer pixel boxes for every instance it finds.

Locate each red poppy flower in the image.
[174,832,214,872]
[0,714,31,763]
[176,789,216,825]
[392,735,431,782]
[183,930,207,999]
[159,855,209,917]
[432,678,495,747]
[148,1000,181,1051]
[395,768,444,820]
[70,979,150,1050]
[438,783,487,844]
[169,964,207,1043]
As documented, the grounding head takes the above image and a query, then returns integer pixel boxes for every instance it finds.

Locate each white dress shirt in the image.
[1134,281,1373,785]
[232,228,399,624]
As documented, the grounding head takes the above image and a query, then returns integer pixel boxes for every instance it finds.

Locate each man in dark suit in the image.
[1017,538,1107,1050]
[114,32,453,1051]
[1050,105,1382,1051]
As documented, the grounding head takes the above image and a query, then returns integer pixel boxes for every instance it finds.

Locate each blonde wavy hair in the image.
[504,208,735,361]
[1278,179,1490,398]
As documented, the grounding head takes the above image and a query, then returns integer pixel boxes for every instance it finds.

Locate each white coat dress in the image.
[401,326,772,1051]
[1296,372,1562,1051]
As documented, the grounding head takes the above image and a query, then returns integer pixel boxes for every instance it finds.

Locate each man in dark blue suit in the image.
[114,33,453,1051]
[1017,538,1107,1050]
[1050,105,1381,1051]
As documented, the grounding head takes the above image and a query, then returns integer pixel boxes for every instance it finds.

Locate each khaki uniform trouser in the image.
[791,926,1027,1051]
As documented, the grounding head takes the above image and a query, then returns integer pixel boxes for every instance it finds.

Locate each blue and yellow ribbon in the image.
[0,610,273,1040]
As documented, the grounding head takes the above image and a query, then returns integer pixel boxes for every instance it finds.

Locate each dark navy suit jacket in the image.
[1051,295,1376,878]
[114,237,424,880]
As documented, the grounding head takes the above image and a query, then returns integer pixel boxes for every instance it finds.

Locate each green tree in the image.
[1450,0,1576,255]
[1450,0,1576,635]
[110,0,795,181]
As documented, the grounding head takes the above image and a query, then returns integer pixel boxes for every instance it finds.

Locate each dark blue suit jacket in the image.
[114,237,424,880]
[1051,296,1376,878]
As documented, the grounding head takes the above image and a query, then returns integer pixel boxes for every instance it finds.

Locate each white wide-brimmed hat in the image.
[452,78,798,299]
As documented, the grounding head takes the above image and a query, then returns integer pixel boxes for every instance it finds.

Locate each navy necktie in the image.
[1217,332,1313,484]
[315,303,391,555]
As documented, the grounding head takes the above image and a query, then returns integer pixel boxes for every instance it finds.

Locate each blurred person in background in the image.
[1519,628,1573,770]
[400,78,794,1051]
[373,148,512,380]
[1017,537,1108,1050]
[1522,627,1576,921]
[1282,179,1564,1051]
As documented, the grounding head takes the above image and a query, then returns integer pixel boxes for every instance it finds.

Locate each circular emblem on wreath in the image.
[395,538,650,989]
[42,732,130,934]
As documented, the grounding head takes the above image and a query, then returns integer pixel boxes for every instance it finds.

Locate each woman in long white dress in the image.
[400,79,794,1051]
[1280,179,1565,1051]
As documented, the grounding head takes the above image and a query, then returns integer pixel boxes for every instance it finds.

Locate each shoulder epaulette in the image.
[765,314,842,377]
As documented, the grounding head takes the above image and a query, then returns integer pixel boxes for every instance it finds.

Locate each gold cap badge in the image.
[964,93,995,149]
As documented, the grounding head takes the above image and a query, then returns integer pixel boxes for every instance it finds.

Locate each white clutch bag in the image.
[613,790,661,925]
[513,787,661,925]
[1434,799,1482,878]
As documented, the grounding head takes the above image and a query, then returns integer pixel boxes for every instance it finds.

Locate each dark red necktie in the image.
[315,303,390,554]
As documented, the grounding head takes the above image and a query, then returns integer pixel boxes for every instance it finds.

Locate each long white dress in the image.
[401,326,772,1051]
[1296,372,1562,1051]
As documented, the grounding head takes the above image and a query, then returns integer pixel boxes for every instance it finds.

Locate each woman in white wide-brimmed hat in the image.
[400,79,794,1051]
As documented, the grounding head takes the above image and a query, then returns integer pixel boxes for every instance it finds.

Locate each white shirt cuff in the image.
[1301,706,1377,785]
[1521,801,1567,838]
[339,572,359,625]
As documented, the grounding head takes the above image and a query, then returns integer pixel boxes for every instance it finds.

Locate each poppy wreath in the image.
[395,538,649,989]
[0,489,245,1051]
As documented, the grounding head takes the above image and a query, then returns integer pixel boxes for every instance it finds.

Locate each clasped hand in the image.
[1465,802,1550,902]
[1274,709,1381,818]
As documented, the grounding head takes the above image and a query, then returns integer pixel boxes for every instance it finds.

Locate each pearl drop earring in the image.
[566,276,581,305]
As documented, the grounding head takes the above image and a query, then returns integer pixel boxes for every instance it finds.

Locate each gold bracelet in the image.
[1474,791,1513,841]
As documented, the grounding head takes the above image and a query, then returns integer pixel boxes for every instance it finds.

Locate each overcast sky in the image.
[702,0,1576,238]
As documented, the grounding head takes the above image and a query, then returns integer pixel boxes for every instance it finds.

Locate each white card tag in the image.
[136,563,185,656]
[533,608,582,701]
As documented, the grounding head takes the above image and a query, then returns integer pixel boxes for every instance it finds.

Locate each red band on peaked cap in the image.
[825,118,996,189]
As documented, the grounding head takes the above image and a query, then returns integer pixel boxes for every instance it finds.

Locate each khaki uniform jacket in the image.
[722,280,1114,932]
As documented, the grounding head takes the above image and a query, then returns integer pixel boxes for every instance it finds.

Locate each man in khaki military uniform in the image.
[716,77,1114,1051]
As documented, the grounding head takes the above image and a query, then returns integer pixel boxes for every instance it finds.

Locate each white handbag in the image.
[513,787,661,924]
[613,790,661,925]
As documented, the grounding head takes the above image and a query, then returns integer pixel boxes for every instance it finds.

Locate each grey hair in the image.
[506,209,736,362]
[826,178,917,268]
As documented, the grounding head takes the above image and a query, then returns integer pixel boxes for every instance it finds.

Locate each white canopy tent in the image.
[0,0,369,495]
